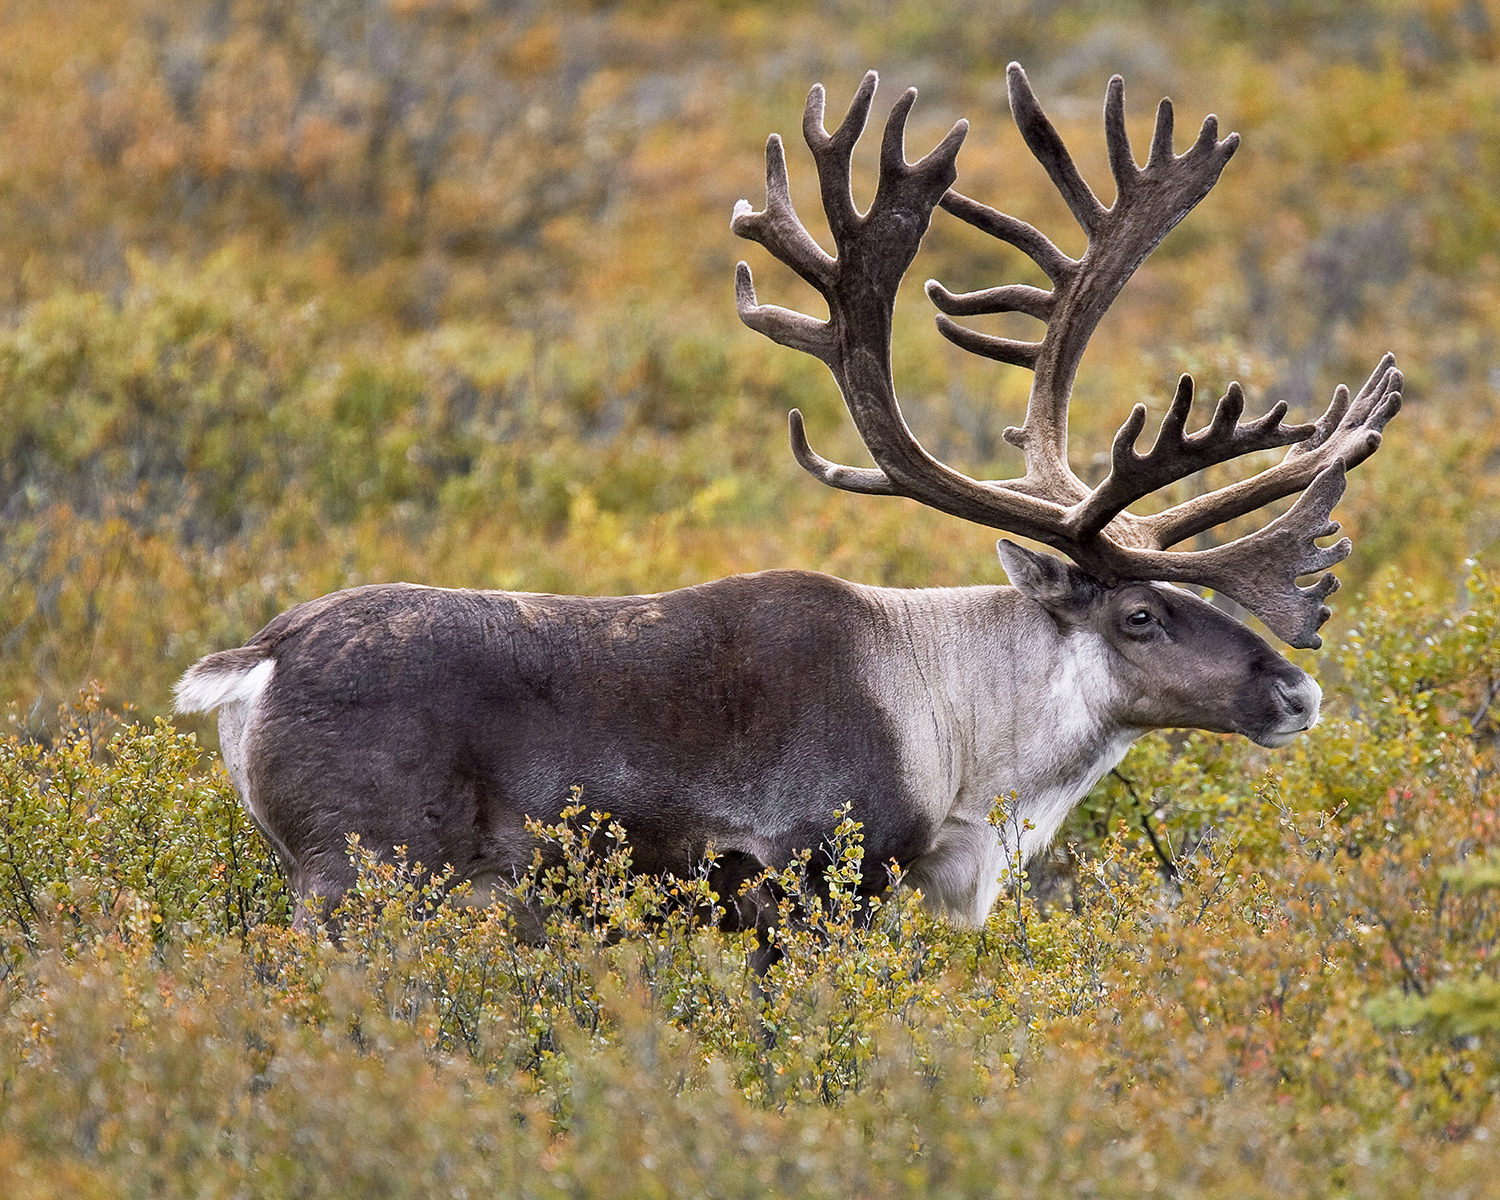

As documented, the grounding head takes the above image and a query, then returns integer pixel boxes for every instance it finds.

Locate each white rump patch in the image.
[174,657,275,714]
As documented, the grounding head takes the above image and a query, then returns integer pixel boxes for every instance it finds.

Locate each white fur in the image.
[900,815,1010,927]
[173,657,274,714]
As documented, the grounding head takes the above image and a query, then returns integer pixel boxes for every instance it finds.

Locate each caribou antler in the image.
[732,66,1400,648]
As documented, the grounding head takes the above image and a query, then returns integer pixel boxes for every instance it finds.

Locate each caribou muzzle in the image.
[1250,671,1322,748]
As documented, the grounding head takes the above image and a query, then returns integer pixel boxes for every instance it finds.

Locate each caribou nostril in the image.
[1272,678,1303,714]
[1274,677,1320,728]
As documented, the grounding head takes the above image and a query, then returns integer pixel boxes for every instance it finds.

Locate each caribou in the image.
[176,66,1400,934]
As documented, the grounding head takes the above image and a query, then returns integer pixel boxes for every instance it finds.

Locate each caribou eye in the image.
[1126,608,1154,629]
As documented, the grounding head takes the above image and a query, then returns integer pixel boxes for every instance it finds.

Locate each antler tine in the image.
[1145,97,1176,171]
[1009,63,1108,237]
[788,409,897,495]
[1104,75,1137,202]
[805,72,878,244]
[733,261,834,364]
[926,280,1054,323]
[934,191,1076,285]
[731,136,836,296]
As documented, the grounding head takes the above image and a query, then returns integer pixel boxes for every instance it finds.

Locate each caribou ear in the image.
[997,540,1097,614]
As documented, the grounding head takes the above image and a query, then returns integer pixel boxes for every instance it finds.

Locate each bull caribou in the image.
[176,66,1400,933]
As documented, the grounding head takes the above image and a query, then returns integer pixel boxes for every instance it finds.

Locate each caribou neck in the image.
[869,584,1136,838]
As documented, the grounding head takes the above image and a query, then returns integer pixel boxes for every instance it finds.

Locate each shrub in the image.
[0,686,288,974]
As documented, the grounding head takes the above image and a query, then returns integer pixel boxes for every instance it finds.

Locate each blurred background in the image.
[1,0,1496,727]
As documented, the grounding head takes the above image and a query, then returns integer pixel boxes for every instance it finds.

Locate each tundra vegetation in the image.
[3,0,1500,1195]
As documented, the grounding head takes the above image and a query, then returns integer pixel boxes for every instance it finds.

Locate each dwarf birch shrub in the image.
[9,765,1500,1197]
[0,688,287,970]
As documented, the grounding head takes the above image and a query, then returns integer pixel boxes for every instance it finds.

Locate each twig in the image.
[1110,768,1180,888]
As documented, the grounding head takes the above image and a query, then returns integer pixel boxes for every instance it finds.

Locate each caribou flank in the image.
[177,67,1400,931]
